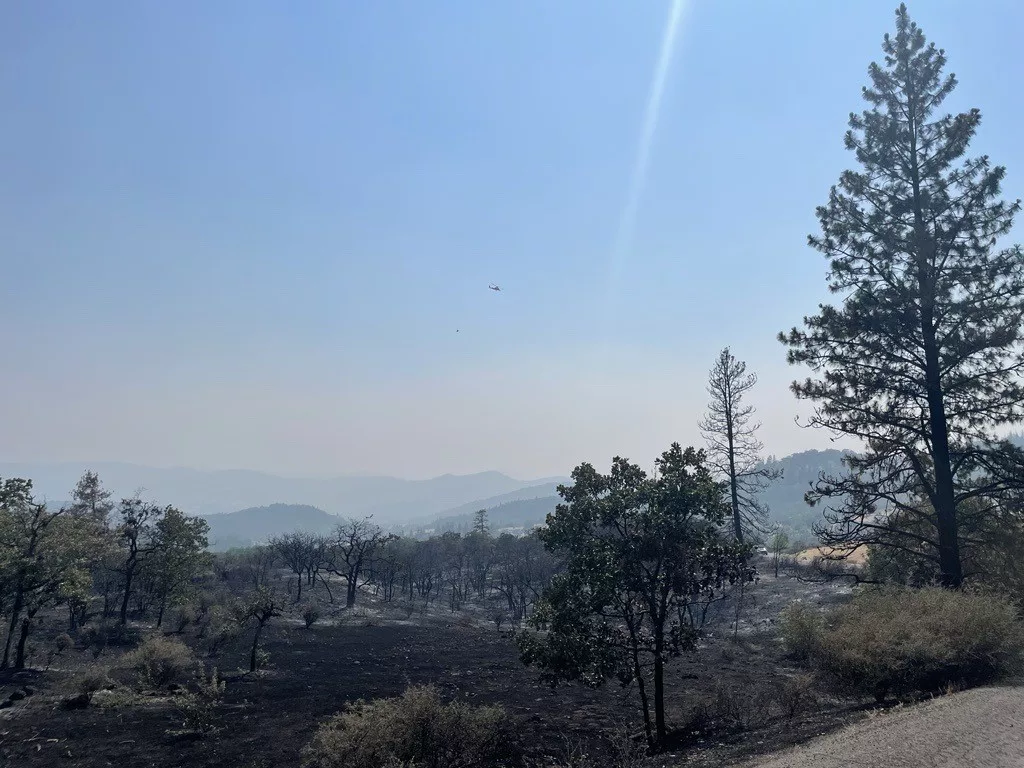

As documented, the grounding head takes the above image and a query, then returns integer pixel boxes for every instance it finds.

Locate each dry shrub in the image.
[73,665,115,697]
[302,605,321,628]
[679,681,778,736]
[302,684,522,768]
[779,602,823,663]
[814,587,1024,702]
[119,636,196,689]
[557,730,646,768]
[779,673,817,719]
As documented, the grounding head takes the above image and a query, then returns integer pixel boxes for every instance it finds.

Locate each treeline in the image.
[0,471,560,674]
[262,512,559,625]
[0,472,209,670]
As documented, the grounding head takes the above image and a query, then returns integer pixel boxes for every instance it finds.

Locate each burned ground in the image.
[0,569,864,768]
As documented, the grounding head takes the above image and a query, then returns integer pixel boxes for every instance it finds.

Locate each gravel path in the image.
[739,685,1024,768]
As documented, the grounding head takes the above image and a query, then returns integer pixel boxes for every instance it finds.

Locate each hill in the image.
[0,461,562,523]
[418,450,853,541]
[759,449,851,540]
[428,495,560,535]
[202,504,339,551]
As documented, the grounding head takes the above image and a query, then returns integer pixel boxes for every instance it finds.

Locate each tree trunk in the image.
[925,379,963,587]
[346,576,358,608]
[250,621,265,672]
[318,573,334,603]
[156,601,166,629]
[909,105,962,589]
[14,617,32,670]
[653,628,667,746]
[120,570,134,626]
[295,576,303,604]
[726,412,743,543]
[1,587,24,669]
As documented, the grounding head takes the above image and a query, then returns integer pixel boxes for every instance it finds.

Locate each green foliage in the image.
[302,685,520,768]
[119,636,196,689]
[0,477,107,669]
[778,3,1024,588]
[174,663,226,736]
[148,506,211,617]
[519,443,753,747]
[69,471,114,526]
[812,588,1024,701]
[779,602,824,663]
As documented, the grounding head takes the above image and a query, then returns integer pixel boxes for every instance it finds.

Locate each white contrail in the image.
[606,0,689,302]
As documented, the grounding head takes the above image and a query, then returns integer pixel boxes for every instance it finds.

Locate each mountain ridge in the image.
[0,461,564,522]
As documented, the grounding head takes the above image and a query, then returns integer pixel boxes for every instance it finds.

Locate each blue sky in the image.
[1,1,1022,479]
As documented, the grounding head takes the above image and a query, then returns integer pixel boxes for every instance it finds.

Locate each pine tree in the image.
[69,470,114,527]
[779,4,1023,587]
[472,509,489,536]
[699,348,780,543]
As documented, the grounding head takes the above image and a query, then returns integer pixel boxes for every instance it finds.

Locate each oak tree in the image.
[519,444,751,748]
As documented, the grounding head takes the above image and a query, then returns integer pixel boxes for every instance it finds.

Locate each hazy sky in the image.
[2,1,1022,480]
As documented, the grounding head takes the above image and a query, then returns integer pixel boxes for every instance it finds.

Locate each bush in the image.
[778,673,817,719]
[813,587,1024,702]
[173,664,226,736]
[79,623,143,658]
[302,685,521,768]
[779,602,823,663]
[119,636,196,689]
[302,605,321,628]
[73,666,114,697]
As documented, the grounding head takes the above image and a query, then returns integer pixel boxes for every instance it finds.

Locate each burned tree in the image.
[699,347,780,542]
[325,518,392,608]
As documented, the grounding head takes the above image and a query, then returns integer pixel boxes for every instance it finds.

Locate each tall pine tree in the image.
[779,4,1023,587]
[699,348,780,543]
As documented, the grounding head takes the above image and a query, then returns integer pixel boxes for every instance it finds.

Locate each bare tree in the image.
[236,587,284,672]
[324,518,392,608]
[699,348,781,543]
[271,533,319,603]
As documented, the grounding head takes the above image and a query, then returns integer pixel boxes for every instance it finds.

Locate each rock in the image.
[20,686,34,696]
[62,693,91,710]
[8,690,25,701]
[0,700,11,709]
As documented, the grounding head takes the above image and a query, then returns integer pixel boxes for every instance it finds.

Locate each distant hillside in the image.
[420,452,856,541]
[202,504,338,551]
[0,462,556,523]
[412,482,562,530]
[760,449,851,541]
[429,495,560,534]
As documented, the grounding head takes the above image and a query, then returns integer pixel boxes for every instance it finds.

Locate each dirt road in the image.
[740,685,1024,768]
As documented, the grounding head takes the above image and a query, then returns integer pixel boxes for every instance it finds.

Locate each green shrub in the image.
[302,685,521,768]
[813,587,1023,702]
[779,602,823,663]
[173,664,227,736]
[119,636,196,689]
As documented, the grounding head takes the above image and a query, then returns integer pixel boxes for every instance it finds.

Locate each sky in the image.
[1,1,1023,480]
